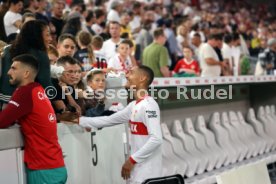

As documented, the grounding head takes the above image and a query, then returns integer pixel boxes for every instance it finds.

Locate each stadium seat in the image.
[247,108,275,152]
[265,105,276,124]
[228,111,257,158]
[183,118,217,171]
[171,120,208,174]
[161,123,188,176]
[208,112,238,164]
[257,106,276,142]
[162,140,183,176]
[270,105,276,121]
[195,115,228,167]
[237,111,266,155]
[257,106,276,163]
[142,174,184,184]
[221,112,247,161]
[161,123,198,177]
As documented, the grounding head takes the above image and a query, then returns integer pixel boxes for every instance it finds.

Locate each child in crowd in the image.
[92,35,107,69]
[173,46,200,77]
[123,39,137,67]
[48,44,59,65]
[48,44,64,79]
[107,39,133,73]
[57,33,77,57]
[21,12,36,25]
[74,31,94,72]
[84,69,107,117]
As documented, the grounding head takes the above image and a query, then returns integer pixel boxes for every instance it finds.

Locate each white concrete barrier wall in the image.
[58,124,127,184]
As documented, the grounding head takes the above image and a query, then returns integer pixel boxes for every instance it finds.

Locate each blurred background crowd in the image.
[0,0,275,77]
[0,0,276,116]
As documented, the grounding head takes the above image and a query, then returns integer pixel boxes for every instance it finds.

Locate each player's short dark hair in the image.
[12,54,39,75]
[138,65,154,86]
[57,55,78,66]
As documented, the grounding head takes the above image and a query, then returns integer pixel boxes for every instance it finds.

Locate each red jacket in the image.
[0,82,64,170]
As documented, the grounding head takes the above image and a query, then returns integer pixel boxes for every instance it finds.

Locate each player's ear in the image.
[23,70,30,79]
[139,75,147,84]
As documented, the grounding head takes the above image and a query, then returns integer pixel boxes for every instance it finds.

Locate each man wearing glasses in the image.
[51,55,82,119]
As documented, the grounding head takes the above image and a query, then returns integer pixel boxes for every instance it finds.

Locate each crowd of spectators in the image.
[0,0,276,117]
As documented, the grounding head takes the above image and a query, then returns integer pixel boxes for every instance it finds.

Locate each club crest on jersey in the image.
[48,113,56,122]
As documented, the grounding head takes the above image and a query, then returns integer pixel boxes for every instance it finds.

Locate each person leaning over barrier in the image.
[65,65,163,184]
[0,54,69,184]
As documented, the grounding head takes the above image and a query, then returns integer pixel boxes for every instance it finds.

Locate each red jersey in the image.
[173,59,200,74]
[0,82,64,170]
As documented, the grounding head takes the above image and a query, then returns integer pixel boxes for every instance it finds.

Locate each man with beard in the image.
[0,54,67,184]
[67,66,163,184]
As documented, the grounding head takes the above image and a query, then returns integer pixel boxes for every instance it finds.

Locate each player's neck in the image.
[18,80,34,87]
[134,88,148,101]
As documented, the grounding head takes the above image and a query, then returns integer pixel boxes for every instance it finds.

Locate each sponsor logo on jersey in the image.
[146,110,157,118]
[129,121,148,135]
[48,113,56,122]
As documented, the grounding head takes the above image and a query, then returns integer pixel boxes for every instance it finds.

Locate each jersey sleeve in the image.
[130,100,162,163]
[0,86,33,128]
[79,102,133,128]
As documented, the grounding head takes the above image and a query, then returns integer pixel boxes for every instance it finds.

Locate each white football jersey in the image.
[94,49,108,69]
[79,96,162,183]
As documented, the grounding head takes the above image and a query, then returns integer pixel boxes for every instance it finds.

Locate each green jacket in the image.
[0,46,52,103]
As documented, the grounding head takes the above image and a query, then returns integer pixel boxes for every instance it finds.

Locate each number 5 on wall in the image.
[91,132,98,166]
